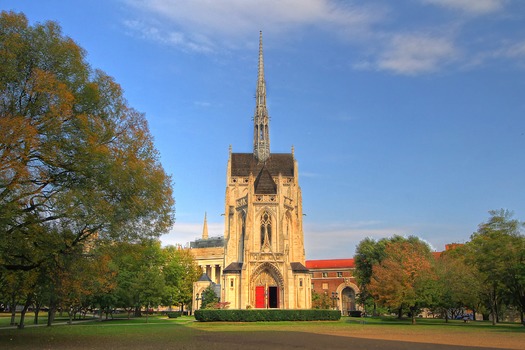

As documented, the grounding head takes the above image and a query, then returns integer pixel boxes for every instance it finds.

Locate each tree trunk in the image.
[410,306,417,325]
[397,306,403,319]
[47,303,57,327]
[34,301,41,325]
[34,308,40,324]
[68,307,73,325]
[18,296,33,329]
[491,297,497,326]
[9,293,17,326]
[489,285,497,326]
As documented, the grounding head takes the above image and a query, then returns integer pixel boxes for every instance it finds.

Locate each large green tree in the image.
[354,235,422,315]
[430,248,483,322]
[109,240,166,318]
[161,246,201,312]
[368,237,434,324]
[466,209,525,325]
[0,11,174,272]
[354,237,388,315]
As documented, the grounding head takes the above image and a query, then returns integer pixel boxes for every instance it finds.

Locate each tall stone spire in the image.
[202,212,208,240]
[253,31,270,163]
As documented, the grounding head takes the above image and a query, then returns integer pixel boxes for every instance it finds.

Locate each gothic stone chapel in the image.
[220,32,311,310]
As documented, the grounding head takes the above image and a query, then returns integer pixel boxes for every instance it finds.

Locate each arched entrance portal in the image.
[252,263,284,309]
[255,285,279,308]
[341,287,356,316]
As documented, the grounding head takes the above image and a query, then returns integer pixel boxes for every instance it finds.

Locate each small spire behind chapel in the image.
[202,212,208,240]
[253,31,270,163]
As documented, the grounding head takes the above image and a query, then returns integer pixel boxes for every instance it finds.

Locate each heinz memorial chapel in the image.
[194,32,311,310]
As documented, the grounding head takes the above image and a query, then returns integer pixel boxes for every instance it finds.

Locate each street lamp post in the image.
[195,293,201,311]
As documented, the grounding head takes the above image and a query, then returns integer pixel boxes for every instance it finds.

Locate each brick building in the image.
[306,258,360,315]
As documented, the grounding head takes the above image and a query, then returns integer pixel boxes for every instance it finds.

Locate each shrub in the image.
[167,312,182,318]
[194,309,341,322]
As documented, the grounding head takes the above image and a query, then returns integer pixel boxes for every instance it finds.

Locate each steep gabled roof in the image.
[254,166,277,194]
[231,153,294,177]
[198,273,213,282]
[223,262,243,273]
[290,262,309,272]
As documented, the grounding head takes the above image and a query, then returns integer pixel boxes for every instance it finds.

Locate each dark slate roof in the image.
[223,262,243,273]
[290,262,309,272]
[231,153,294,177]
[254,166,277,194]
[198,273,212,282]
[190,236,225,249]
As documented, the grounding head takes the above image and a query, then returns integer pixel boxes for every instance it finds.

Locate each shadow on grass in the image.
[343,316,524,333]
[0,318,512,350]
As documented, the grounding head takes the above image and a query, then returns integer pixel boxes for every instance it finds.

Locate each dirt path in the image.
[308,326,523,349]
[192,321,524,350]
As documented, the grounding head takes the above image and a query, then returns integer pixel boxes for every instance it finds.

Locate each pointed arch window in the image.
[239,211,246,262]
[260,211,272,246]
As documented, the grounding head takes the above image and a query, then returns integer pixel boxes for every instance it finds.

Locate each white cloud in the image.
[466,39,525,69]
[376,33,459,75]
[497,40,525,59]
[123,19,214,52]
[160,221,223,247]
[122,1,520,75]
[420,0,506,15]
[123,0,383,49]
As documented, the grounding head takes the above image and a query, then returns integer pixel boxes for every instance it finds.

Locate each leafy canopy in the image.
[0,11,174,271]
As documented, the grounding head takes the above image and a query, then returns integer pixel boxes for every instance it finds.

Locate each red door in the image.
[255,286,265,308]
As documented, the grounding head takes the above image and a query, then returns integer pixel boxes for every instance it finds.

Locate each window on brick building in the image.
[322,272,328,278]
[337,272,343,277]
[322,283,328,290]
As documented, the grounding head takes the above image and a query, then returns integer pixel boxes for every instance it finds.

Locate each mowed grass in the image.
[0,314,524,350]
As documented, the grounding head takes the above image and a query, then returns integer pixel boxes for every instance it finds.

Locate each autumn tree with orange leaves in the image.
[0,10,174,273]
[368,237,434,324]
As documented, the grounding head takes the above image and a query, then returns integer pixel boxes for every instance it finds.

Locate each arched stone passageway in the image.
[341,287,356,315]
[251,263,284,309]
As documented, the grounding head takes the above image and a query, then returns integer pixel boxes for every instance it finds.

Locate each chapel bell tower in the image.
[221,32,311,309]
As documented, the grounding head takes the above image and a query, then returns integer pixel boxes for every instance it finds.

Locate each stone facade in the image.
[192,32,311,310]
[220,32,310,310]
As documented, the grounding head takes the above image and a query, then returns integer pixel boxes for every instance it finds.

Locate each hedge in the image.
[166,311,182,318]
[194,309,341,322]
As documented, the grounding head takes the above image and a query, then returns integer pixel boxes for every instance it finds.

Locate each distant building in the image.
[306,259,360,315]
[188,213,223,284]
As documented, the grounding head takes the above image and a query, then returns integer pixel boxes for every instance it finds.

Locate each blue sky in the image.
[4,0,524,259]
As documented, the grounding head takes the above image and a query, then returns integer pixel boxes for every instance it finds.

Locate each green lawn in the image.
[0,314,523,350]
